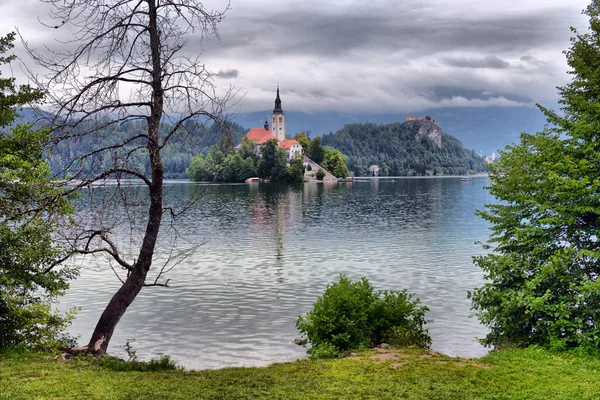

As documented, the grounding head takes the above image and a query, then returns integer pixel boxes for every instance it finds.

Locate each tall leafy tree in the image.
[0,32,75,349]
[293,131,311,153]
[258,139,288,180]
[308,136,325,165]
[322,148,349,178]
[470,1,600,351]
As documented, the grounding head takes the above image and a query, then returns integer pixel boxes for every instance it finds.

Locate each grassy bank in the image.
[1,347,599,399]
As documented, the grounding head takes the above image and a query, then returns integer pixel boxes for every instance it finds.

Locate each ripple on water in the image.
[60,178,494,369]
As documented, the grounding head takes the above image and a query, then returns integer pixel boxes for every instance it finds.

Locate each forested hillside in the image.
[45,117,246,179]
[321,121,488,176]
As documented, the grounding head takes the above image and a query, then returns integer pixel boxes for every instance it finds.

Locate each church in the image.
[241,87,303,160]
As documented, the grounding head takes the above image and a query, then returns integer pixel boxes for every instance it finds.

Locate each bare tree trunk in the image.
[84,0,165,355]
[84,268,146,354]
[26,0,230,356]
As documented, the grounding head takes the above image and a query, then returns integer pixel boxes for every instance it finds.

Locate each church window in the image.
[272,117,275,123]
[279,127,282,130]
[279,117,282,122]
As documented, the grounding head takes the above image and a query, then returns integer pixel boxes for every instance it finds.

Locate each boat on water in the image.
[337,177,355,183]
[245,177,260,183]
[459,176,473,182]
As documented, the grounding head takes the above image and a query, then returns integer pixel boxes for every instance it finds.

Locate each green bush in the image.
[315,169,326,181]
[296,275,431,358]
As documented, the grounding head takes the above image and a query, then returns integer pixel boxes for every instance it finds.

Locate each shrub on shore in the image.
[296,275,431,359]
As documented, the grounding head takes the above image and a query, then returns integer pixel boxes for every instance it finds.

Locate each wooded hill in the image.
[44,117,247,179]
[321,120,489,176]
[21,107,487,178]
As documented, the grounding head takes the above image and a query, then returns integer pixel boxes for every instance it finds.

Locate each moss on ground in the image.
[1,347,599,399]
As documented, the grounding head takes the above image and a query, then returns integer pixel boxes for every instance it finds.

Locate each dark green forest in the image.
[42,112,486,179]
[46,118,247,179]
[321,122,489,176]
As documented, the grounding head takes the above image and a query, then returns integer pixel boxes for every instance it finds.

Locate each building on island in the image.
[241,87,303,160]
[484,151,497,164]
[369,165,380,176]
[406,115,437,125]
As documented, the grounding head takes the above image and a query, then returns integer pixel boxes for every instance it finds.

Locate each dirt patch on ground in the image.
[371,353,402,360]
[419,354,433,359]
[392,362,406,368]
[455,362,491,369]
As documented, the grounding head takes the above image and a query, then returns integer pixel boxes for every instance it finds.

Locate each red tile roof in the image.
[243,129,301,151]
[279,139,300,149]
[245,128,277,145]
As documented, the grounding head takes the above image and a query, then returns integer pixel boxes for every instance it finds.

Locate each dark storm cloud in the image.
[216,69,239,79]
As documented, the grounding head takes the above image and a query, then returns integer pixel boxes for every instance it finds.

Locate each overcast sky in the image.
[0,0,591,113]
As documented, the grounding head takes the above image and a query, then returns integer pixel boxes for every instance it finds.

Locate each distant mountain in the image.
[7,107,51,129]
[321,120,489,177]
[229,106,549,156]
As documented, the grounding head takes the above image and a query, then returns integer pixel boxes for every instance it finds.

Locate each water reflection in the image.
[62,177,494,370]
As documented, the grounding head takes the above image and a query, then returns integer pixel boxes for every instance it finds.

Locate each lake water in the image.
[61,177,496,370]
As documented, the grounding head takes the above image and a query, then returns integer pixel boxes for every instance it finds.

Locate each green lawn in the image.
[1,347,599,399]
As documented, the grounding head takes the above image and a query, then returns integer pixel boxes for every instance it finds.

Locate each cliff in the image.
[402,119,442,148]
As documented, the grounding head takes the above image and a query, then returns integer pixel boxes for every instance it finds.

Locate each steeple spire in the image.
[273,84,283,114]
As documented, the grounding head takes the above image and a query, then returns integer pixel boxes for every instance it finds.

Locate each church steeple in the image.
[271,85,286,141]
[273,85,283,114]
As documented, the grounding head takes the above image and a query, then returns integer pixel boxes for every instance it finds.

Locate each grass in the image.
[1,347,600,399]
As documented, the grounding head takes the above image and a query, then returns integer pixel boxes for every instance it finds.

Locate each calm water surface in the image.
[61,177,496,370]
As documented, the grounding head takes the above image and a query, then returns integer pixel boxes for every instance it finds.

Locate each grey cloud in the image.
[216,69,239,78]
[0,0,589,113]
[198,5,578,61]
[441,56,510,69]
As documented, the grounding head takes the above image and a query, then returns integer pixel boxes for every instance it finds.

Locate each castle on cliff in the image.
[406,115,437,125]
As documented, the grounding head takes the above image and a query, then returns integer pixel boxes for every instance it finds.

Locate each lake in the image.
[61,177,496,370]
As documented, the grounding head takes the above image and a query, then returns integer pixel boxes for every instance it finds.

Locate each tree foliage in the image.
[470,2,600,352]
[322,148,349,178]
[0,32,75,350]
[308,136,325,165]
[296,275,431,359]
[257,139,304,183]
[293,131,311,153]
[43,117,247,179]
[187,138,304,183]
[186,138,258,182]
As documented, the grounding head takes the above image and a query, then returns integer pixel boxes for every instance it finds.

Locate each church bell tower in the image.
[271,85,286,141]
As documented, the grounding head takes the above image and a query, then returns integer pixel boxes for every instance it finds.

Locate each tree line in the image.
[186,137,304,183]
[46,118,247,179]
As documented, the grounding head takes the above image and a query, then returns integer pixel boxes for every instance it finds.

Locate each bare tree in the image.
[23,0,232,355]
